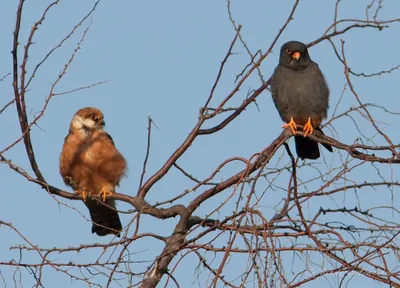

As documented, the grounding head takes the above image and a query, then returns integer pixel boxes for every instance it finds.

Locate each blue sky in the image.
[1,1,400,287]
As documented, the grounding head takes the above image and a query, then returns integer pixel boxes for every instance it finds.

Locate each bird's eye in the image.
[286,48,292,54]
[90,114,97,121]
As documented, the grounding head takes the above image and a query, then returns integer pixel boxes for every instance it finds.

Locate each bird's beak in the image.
[292,52,301,60]
[100,120,105,126]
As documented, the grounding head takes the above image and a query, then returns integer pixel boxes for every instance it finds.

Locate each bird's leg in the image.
[303,117,314,137]
[100,186,113,202]
[77,187,88,202]
[282,117,297,135]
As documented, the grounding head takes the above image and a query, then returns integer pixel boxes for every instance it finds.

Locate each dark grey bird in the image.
[271,41,333,159]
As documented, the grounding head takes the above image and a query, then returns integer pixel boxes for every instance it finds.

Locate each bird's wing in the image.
[59,129,88,187]
[86,129,127,187]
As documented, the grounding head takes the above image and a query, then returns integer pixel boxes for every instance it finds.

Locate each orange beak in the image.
[292,51,301,60]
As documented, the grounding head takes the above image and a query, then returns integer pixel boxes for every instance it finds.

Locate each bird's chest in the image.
[82,148,94,162]
[80,141,99,164]
[284,70,315,100]
[80,132,108,165]
[72,130,97,164]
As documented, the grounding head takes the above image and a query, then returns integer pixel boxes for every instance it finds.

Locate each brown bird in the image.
[60,107,127,236]
[271,41,333,159]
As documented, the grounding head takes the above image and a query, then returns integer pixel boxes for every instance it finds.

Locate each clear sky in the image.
[1,1,400,287]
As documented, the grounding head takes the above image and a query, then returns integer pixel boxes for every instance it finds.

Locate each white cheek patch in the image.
[71,116,83,129]
[71,115,96,129]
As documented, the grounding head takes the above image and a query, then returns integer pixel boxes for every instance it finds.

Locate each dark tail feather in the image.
[321,142,333,153]
[294,128,333,160]
[295,136,320,160]
[317,128,333,153]
[85,199,122,237]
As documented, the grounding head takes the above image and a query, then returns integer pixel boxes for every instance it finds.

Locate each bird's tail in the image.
[294,128,333,160]
[85,199,122,237]
[317,128,333,153]
[295,136,320,160]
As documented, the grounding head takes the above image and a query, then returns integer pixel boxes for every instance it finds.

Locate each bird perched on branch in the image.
[271,41,333,159]
[59,107,127,236]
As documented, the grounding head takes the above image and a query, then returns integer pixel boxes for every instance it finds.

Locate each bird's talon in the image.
[79,188,88,202]
[100,187,113,202]
[303,117,314,137]
[282,117,297,135]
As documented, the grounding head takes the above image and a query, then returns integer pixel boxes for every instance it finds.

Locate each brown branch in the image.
[340,40,399,157]
[139,116,154,190]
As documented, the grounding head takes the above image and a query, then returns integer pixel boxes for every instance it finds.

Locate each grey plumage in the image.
[271,41,332,159]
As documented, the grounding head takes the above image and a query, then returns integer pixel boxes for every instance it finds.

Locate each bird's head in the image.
[279,41,311,70]
[70,107,105,131]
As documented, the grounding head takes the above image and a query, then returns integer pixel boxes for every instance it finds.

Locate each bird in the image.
[59,107,127,236]
[271,41,333,159]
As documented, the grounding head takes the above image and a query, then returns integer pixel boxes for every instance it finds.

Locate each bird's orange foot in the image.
[100,187,113,202]
[78,187,88,202]
[303,117,314,137]
[282,117,297,135]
